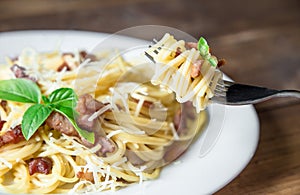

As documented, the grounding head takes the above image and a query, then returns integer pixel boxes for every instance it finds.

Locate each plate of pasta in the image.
[0,29,259,195]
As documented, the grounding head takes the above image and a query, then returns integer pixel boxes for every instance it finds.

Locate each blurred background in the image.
[0,0,299,194]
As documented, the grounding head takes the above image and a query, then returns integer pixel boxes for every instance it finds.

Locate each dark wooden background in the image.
[0,0,299,194]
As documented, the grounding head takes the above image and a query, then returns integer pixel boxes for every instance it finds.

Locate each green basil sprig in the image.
[197,37,218,67]
[0,79,95,143]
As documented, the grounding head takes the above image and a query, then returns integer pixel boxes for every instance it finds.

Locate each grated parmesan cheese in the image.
[88,104,112,122]
[106,129,124,139]
[134,98,144,117]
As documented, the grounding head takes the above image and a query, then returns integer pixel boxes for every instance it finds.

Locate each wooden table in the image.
[0,0,299,194]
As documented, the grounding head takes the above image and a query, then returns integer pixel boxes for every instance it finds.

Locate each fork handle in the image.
[277,90,300,98]
[226,83,300,105]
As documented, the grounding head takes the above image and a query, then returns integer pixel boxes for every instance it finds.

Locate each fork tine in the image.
[213,80,227,99]
[145,40,163,63]
[214,86,226,94]
[145,51,156,63]
[223,80,234,88]
[216,80,230,86]
[214,90,226,97]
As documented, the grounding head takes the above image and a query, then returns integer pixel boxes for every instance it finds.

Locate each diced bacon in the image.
[79,51,97,62]
[97,136,115,155]
[174,47,182,57]
[0,125,25,147]
[10,64,36,82]
[10,64,27,78]
[46,112,79,137]
[81,135,115,156]
[190,60,203,79]
[57,61,71,72]
[217,59,226,67]
[62,52,75,57]
[75,94,110,134]
[76,114,96,132]
[0,100,8,112]
[173,109,182,132]
[173,101,195,136]
[76,94,106,115]
[77,171,94,183]
[28,157,52,175]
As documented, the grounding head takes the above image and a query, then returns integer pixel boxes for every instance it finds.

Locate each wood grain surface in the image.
[0,0,299,194]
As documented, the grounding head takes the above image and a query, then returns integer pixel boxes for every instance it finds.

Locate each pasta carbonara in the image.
[0,34,211,194]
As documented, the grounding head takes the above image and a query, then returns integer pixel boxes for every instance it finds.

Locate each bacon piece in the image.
[76,94,105,115]
[0,121,6,131]
[190,60,203,79]
[174,47,182,57]
[97,136,115,155]
[80,133,115,156]
[76,94,115,155]
[77,171,94,183]
[28,157,52,175]
[0,100,8,112]
[75,94,106,132]
[173,101,195,135]
[217,59,226,67]
[79,51,97,62]
[0,125,25,147]
[62,52,75,57]
[173,109,182,132]
[10,64,36,82]
[57,61,71,72]
[75,114,96,132]
[46,112,79,137]
[10,56,18,62]
[10,64,27,78]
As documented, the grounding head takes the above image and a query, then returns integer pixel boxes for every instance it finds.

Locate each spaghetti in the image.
[0,38,208,194]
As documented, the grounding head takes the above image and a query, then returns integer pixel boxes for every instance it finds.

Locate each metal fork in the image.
[212,79,300,105]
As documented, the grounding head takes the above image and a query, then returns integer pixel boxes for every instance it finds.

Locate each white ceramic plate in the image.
[0,30,259,195]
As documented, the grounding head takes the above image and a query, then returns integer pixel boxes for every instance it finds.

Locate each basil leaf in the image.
[208,57,218,67]
[198,37,218,67]
[21,104,53,140]
[48,88,77,108]
[54,106,95,144]
[0,79,41,103]
[198,37,209,57]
